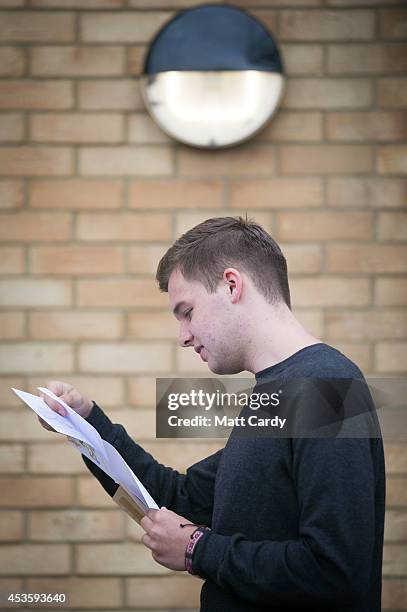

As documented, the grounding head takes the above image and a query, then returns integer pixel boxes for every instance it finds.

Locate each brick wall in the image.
[0,0,406,610]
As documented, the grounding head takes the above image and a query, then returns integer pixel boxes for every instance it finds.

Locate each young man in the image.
[41,217,385,611]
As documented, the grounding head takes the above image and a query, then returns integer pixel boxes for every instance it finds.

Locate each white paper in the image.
[12,387,158,510]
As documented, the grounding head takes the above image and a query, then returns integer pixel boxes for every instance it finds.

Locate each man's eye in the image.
[184,309,193,320]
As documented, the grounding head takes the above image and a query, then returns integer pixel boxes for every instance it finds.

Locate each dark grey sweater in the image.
[84,343,385,611]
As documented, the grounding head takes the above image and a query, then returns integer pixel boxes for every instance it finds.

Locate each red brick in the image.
[0,412,54,442]
[327,0,402,4]
[257,111,322,142]
[376,343,407,373]
[77,279,166,308]
[26,576,123,610]
[281,244,322,274]
[28,376,124,408]
[31,0,123,6]
[78,79,143,110]
[293,309,323,337]
[128,311,177,339]
[0,147,73,176]
[0,512,22,541]
[0,180,23,209]
[178,145,274,177]
[0,477,74,507]
[327,177,407,208]
[378,212,407,241]
[127,45,146,76]
[77,212,171,241]
[30,246,124,275]
[77,476,115,507]
[326,111,407,142]
[0,342,74,374]
[0,279,71,307]
[277,211,373,241]
[229,178,322,208]
[0,212,71,241]
[175,210,272,237]
[29,311,123,340]
[0,579,23,609]
[0,11,74,42]
[32,46,124,77]
[129,179,223,209]
[0,247,24,274]
[28,509,123,541]
[378,78,407,108]
[78,342,172,373]
[387,477,407,507]
[378,146,407,175]
[0,80,73,110]
[128,244,170,274]
[326,245,407,273]
[251,10,276,33]
[280,44,323,75]
[385,510,407,542]
[330,342,372,373]
[375,278,407,307]
[283,79,372,109]
[0,47,24,76]
[279,145,373,175]
[30,113,123,144]
[326,310,407,340]
[126,576,201,608]
[30,179,122,210]
[0,378,25,407]
[290,277,370,307]
[77,542,167,575]
[79,146,173,176]
[0,445,24,474]
[328,43,407,75]
[382,578,407,610]
[128,376,155,407]
[0,312,24,340]
[128,113,170,144]
[380,9,407,40]
[28,442,86,474]
[80,11,171,43]
[281,10,374,41]
[384,443,407,474]
[0,544,70,575]
[0,113,23,142]
[26,577,122,608]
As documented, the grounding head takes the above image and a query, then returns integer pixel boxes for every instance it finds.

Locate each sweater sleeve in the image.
[82,402,221,525]
[192,436,380,607]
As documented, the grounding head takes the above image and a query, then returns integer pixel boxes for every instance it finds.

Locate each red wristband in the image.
[185,526,210,574]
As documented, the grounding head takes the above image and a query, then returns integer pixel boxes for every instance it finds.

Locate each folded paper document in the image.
[12,387,158,521]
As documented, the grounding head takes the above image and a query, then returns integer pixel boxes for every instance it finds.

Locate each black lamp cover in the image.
[144,4,283,75]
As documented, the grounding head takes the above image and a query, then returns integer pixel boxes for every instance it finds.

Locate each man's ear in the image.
[223,268,243,303]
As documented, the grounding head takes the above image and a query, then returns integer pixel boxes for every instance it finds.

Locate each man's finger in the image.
[38,416,56,432]
[40,394,66,416]
[140,515,153,532]
[141,533,153,550]
[146,508,159,520]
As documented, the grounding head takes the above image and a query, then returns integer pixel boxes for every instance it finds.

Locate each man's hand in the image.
[140,507,197,571]
[38,380,93,432]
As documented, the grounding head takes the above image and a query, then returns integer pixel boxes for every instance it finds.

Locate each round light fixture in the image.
[140,4,285,149]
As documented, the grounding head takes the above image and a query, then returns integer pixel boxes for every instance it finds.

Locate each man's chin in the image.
[207,359,243,376]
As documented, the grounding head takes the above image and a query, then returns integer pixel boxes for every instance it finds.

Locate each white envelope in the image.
[12,387,158,510]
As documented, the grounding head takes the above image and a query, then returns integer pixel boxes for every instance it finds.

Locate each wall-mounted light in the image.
[140,4,285,149]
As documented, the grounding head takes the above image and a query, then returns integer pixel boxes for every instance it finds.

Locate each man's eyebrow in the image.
[172,301,188,317]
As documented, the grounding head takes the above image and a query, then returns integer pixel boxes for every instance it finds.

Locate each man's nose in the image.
[179,325,194,348]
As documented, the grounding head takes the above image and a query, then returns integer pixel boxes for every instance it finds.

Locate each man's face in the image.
[168,268,245,375]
